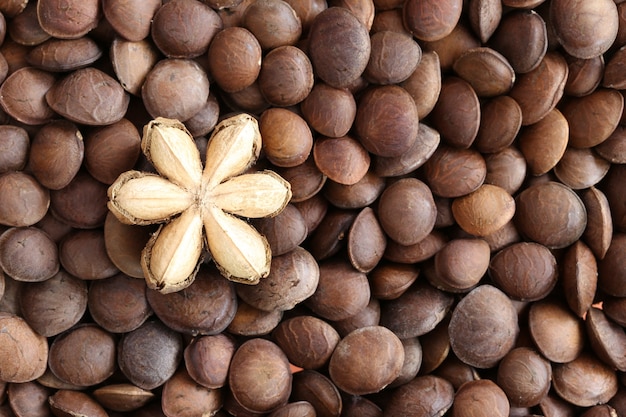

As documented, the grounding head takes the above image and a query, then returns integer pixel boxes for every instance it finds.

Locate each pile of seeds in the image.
[0,0,626,416]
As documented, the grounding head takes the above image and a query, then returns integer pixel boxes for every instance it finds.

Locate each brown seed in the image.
[528,299,585,363]
[118,320,183,390]
[435,355,480,390]
[207,27,262,93]
[385,375,454,416]
[383,230,448,264]
[553,147,610,189]
[48,324,116,387]
[102,0,161,41]
[380,280,454,338]
[347,207,387,273]
[92,384,154,413]
[305,259,369,321]
[449,285,519,368]
[277,156,327,203]
[377,178,436,246]
[0,226,59,282]
[313,135,370,185]
[598,233,626,297]
[258,45,314,107]
[84,118,141,185]
[333,296,381,338]
[518,108,569,176]
[423,145,486,198]
[509,51,568,125]
[242,0,301,50]
[19,270,88,337]
[300,82,356,138]
[581,187,613,260]
[496,347,551,408]
[484,146,527,195]
[260,108,313,168]
[0,171,49,227]
[291,370,342,417]
[227,300,283,337]
[430,76,481,148]
[561,89,624,149]
[7,381,53,417]
[468,0,502,43]
[104,212,154,278]
[229,338,292,413]
[237,246,319,312]
[595,125,626,164]
[364,30,421,85]
[0,67,56,125]
[451,379,510,417]
[26,37,103,72]
[29,120,84,190]
[603,164,626,232]
[564,54,605,97]
[185,95,220,138]
[253,204,308,256]
[400,51,441,119]
[603,45,626,90]
[586,306,626,371]
[47,67,130,126]
[371,8,410,35]
[147,268,237,335]
[0,125,28,173]
[151,0,222,58]
[329,326,404,395]
[49,170,109,229]
[403,0,463,41]
[489,242,557,301]
[184,333,236,389]
[514,181,586,249]
[293,194,328,236]
[422,22,481,72]
[161,368,222,417]
[141,58,209,121]
[324,170,386,209]
[552,353,618,407]
[308,7,371,88]
[37,0,100,39]
[432,238,490,293]
[273,315,340,370]
[8,2,48,46]
[48,390,108,417]
[110,37,161,96]
[417,317,450,374]
[88,272,152,334]
[284,0,327,34]
[307,208,355,260]
[561,241,597,318]
[451,184,516,237]
[489,10,548,74]
[474,96,523,153]
[369,262,419,300]
[373,122,440,178]
[269,401,317,417]
[550,0,619,59]
[59,229,119,280]
[453,47,515,97]
[0,312,48,383]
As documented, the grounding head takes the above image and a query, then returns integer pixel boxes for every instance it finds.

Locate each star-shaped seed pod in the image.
[107,114,292,293]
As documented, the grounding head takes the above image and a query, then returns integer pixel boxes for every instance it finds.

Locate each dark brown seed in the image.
[242,0,301,50]
[364,30,421,85]
[355,85,419,157]
[347,207,386,273]
[423,145,486,198]
[151,0,222,58]
[26,37,102,72]
[102,0,162,41]
[258,45,314,107]
[0,226,59,282]
[448,285,518,368]
[586,306,626,371]
[184,333,236,389]
[0,67,56,125]
[403,0,463,42]
[496,347,551,408]
[48,390,108,417]
[489,242,557,301]
[561,240,598,318]
[313,135,370,185]
[552,353,618,407]
[514,181,586,249]
[308,7,371,88]
[0,171,49,227]
[118,320,183,390]
[147,268,237,335]
[377,178,436,246]
[0,312,48,383]
[328,326,404,395]
[453,47,515,97]
[451,379,510,417]
[37,0,100,39]
[528,299,585,363]
[300,82,357,138]
[229,338,292,413]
